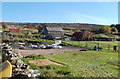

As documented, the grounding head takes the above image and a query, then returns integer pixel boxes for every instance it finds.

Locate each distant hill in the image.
[0,22,106,31]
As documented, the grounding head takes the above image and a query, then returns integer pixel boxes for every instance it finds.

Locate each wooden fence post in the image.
[108,44,110,50]
[97,43,99,51]
[86,43,88,48]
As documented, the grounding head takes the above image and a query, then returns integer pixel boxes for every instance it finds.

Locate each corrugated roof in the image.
[46,27,64,32]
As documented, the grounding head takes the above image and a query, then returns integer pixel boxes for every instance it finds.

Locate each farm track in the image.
[15,46,82,57]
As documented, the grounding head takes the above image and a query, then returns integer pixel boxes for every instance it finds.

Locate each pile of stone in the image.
[2,43,40,78]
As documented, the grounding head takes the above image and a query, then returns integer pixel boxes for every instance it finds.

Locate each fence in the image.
[62,41,119,52]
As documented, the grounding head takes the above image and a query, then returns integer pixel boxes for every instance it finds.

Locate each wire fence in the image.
[62,41,119,52]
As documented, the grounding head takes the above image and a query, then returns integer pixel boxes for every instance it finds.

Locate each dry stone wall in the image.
[2,43,40,78]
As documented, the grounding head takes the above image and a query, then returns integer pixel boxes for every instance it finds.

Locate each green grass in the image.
[37,65,77,78]
[10,32,25,35]
[22,51,119,77]
[3,37,54,42]
[62,41,119,52]
[46,51,119,77]
[22,54,77,78]
[22,54,46,70]
[21,41,119,77]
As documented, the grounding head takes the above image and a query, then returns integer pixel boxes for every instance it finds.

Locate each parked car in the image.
[18,42,25,45]
[39,44,62,49]
[28,43,39,49]
[52,44,62,49]
[19,45,28,50]
[46,44,56,49]
[39,44,46,49]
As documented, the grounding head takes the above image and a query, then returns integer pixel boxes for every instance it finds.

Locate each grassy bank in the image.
[46,51,119,77]
[22,51,119,77]
[3,37,54,43]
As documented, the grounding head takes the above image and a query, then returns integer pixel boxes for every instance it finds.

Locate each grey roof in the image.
[46,27,64,32]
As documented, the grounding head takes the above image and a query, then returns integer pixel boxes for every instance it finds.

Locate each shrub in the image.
[56,70,70,75]
[22,54,46,70]
[98,26,112,33]
[39,65,75,77]
[111,27,118,32]
[28,63,40,70]
[26,54,46,59]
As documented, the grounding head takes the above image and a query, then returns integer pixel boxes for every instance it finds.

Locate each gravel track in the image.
[15,46,81,57]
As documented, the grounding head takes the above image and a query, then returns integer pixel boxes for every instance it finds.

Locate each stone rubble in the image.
[2,43,40,78]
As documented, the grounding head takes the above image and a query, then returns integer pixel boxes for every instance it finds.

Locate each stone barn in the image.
[39,26,64,39]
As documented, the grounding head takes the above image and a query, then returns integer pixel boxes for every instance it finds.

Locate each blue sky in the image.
[2,2,118,25]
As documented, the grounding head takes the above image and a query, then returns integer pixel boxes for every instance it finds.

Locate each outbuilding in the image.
[9,28,20,33]
[72,31,93,40]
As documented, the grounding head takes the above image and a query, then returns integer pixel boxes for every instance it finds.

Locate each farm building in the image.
[72,31,93,40]
[9,28,20,33]
[39,26,64,39]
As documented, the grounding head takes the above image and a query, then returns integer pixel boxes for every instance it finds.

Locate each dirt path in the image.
[29,59,63,66]
[15,46,81,57]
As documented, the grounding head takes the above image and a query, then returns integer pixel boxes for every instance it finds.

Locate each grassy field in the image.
[21,41,119,78]
[46,51,119,77]
[62,41,119,52]
[22,51,119,78]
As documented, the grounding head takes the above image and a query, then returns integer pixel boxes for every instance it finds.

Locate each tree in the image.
[115,24,120,32]
[111,27,118,32]
[2,23,8,31]
[110,24,116,27]
[110,24,120,32]
[98,25,112,33]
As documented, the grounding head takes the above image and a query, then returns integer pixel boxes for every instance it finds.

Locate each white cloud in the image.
[64,11,117,25]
